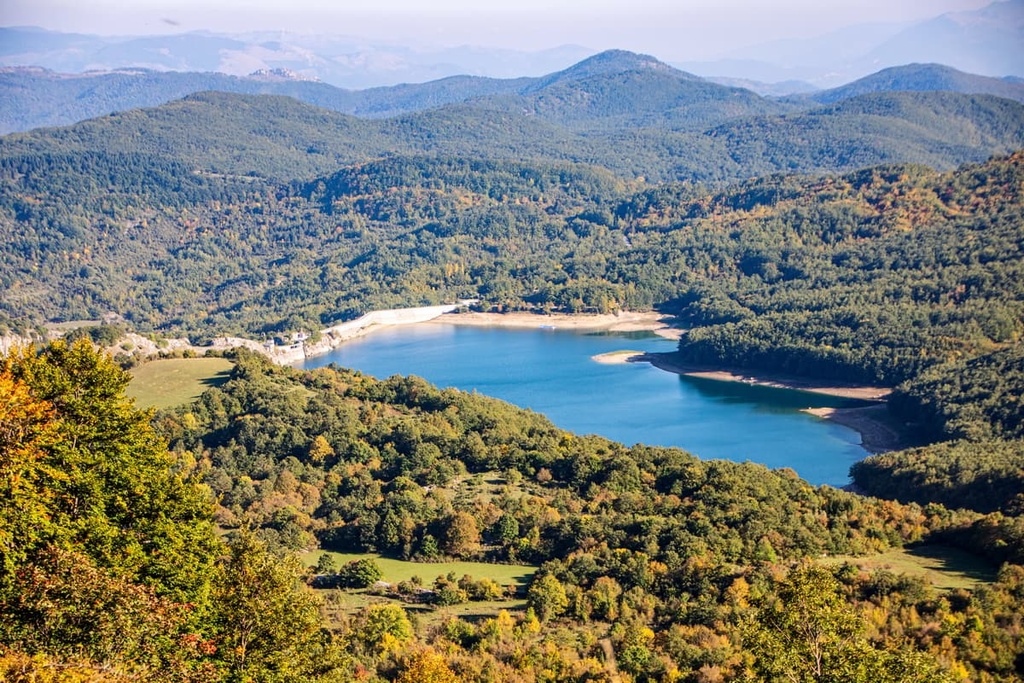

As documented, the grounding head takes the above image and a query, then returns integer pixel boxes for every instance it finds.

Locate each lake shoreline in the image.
[230,308,683,365]
[638,351,891,401]
[425,309,684,339]
[199,304,910,457]
[802,405,915,455]
[636,351,908,454]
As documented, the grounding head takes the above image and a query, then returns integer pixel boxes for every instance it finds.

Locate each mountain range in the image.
[4,51,1024,139]
[0,25,593,90]
[796,63,1024,105]
[3,51,1022,186]
[681,0,1024,86]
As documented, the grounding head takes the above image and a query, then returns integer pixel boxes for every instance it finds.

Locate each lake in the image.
[297,324,868,486]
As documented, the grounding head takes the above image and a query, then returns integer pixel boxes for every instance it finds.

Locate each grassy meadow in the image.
[823,544,998,592]
[321,589,529,628]
[126,357,234,410]
[305,550,536,626]
[301,550,537,587]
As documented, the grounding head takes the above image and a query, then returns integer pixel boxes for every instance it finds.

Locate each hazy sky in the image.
[0,0,998,60]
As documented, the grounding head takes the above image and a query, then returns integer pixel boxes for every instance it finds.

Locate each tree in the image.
[0,546,193,681]
[0,369,59,581]
[307,435,334,464]
[744,564,861,682]
[0,340,218,603]
[526,573,568,622]
[339,558,383,588]
[210,531,335,682]
[314,553,337,575]
[353,603,414,655]
[494,514,520,547]
[396,649,460,683]
[440,511,480,557]
[588,576,623,622]
[743,563,955,683]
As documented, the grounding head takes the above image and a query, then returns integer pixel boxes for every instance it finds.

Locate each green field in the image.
[302,550,537,587]
[320,589,529,629]
[307,551,536,627]
[823,544,998,592]
[126,357,234,410]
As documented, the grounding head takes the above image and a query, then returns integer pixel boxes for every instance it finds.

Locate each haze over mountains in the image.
[795,63,1024,105]
[4,50,1024,142]
[0,25,593,90]
[683,0,1024,86]
[1,0,1021,93]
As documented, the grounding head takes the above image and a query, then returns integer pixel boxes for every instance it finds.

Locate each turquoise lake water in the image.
[298,324,868,486]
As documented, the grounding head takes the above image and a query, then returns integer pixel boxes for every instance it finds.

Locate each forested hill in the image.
[0,65,537,135]
[2,130,1023,443]
[798,62,1024,105]
[1,67,1023,522]
[4,339,1024,681]
[2,86,1022,184]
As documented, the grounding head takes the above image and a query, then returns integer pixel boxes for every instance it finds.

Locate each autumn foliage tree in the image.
[0,368,58,580]
[0,342,351,682]
[396,648,461,683]
[0,341,219,678]
[743,563,957,683]
[0,340,219,601]
[209,530,343,682]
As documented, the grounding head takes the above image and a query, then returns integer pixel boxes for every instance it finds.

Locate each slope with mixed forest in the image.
[2,340,1023,681]
[2,45,1024,681]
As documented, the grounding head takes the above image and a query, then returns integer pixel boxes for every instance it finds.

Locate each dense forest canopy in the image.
[2,141,1021,445]
[2,59,1024,681]
[3,342,1023,681]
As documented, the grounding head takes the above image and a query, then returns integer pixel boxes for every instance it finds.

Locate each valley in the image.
[2,19,1024,683]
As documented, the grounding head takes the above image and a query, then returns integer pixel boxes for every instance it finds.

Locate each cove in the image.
[297,324,868,486]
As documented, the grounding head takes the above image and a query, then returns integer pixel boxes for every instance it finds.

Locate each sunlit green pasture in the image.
[127,357,233,410]
[823,544,998,591]
[301,550,537,587]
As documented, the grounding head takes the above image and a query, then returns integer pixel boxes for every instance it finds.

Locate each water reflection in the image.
[677,373,873,411]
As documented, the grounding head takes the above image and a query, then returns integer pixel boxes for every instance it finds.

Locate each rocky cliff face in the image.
[0,333,34,355]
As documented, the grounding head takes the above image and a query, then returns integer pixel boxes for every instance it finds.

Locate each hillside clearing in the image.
[302,550,537,587]
[823,544,998,592]
[127,357,234,410]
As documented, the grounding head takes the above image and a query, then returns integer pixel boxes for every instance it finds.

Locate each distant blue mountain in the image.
[801,63,1024,105]
[864,0,1024,78]
[1,50,785,135]
[678,0,1023,87]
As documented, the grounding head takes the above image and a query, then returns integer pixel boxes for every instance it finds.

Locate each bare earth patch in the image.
[591,350,645,364]
[428,310,683,338]
[803,405,913,454]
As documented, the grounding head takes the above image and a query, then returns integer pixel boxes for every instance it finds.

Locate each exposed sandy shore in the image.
[635,351,913,454]
[802,405,912,455]
[639,352,891,401]
[426,310,684,339]
[126,308,678,366]
[592,350,645,364]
